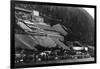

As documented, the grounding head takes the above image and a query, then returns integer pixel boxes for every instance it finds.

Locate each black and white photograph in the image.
[11,0,96,68]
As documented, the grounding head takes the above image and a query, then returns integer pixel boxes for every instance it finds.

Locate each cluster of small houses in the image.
[15,41,91,63]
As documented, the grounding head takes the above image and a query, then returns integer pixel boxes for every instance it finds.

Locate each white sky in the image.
[83,8,94,18]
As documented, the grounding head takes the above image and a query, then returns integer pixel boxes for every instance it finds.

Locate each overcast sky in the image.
[83,8,94,19]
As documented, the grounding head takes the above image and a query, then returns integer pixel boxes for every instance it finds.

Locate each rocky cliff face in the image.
[15,4,95,51]
[15,12,69,50]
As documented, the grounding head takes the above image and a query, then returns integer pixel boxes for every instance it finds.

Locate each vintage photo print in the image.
[11,0,96,68]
